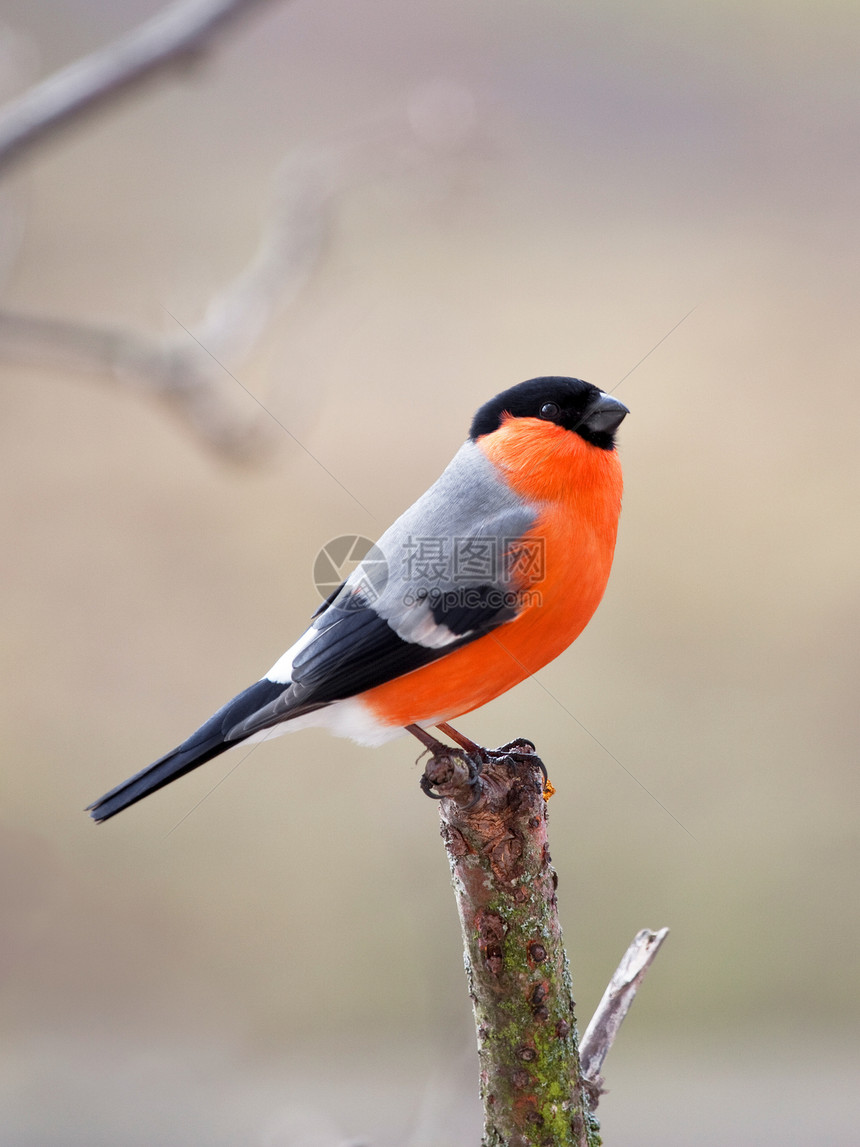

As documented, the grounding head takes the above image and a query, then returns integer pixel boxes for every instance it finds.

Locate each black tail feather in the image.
[87,731,231,823]
[87,677,287,823]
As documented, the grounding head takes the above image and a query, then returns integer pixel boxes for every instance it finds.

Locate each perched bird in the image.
[88,377,627,822]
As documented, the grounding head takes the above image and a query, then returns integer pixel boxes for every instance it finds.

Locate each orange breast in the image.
[362,418,623,727]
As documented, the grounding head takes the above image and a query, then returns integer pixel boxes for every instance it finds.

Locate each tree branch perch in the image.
[422,741,668,1146]
[423,742,599,1147]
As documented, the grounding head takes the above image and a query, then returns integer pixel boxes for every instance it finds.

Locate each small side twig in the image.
[579,927,670,1107]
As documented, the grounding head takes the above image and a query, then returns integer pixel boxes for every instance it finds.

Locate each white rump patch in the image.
[241,696,447,748]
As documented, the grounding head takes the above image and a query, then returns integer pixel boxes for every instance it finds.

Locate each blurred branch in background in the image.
[421,741,668,1146]
[0,147,333,461]
[0,0,480,460]
[0,0,282,174]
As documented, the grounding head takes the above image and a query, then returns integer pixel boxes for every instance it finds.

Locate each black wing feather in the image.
[291,606,455,703]
[291,586,518,704]
[90,583,523,820]
[429,583,518,636]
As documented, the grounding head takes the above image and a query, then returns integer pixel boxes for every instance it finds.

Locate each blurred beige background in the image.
[1,1,858,1143]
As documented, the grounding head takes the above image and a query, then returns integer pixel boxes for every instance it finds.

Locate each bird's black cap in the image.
[469,376,628,451]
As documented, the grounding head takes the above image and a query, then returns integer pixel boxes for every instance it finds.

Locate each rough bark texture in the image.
[422,745,600,1147]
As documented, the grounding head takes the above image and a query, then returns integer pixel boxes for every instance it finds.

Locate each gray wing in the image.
[362,439,539,646]
[227,441,541,739]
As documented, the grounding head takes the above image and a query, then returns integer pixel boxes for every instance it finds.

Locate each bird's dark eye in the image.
[539,402,560,420]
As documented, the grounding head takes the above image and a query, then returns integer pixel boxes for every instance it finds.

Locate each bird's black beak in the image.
[582,392,629,435]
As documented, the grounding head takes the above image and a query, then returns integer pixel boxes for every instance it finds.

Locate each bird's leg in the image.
[407,724,461,800]
[436,727,553,800]
[435,721,484,757]
[419,772,445,800]
[410,723,551,802]
[496,737,537,755]
[434,722,487,795]
[406,723,450,756]
[493,738,553,798]
[435,723,553,794]
[408,723,484,804]
[437,725,547,782]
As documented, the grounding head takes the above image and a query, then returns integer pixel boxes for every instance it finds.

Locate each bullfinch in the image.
[88,376,627,822]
